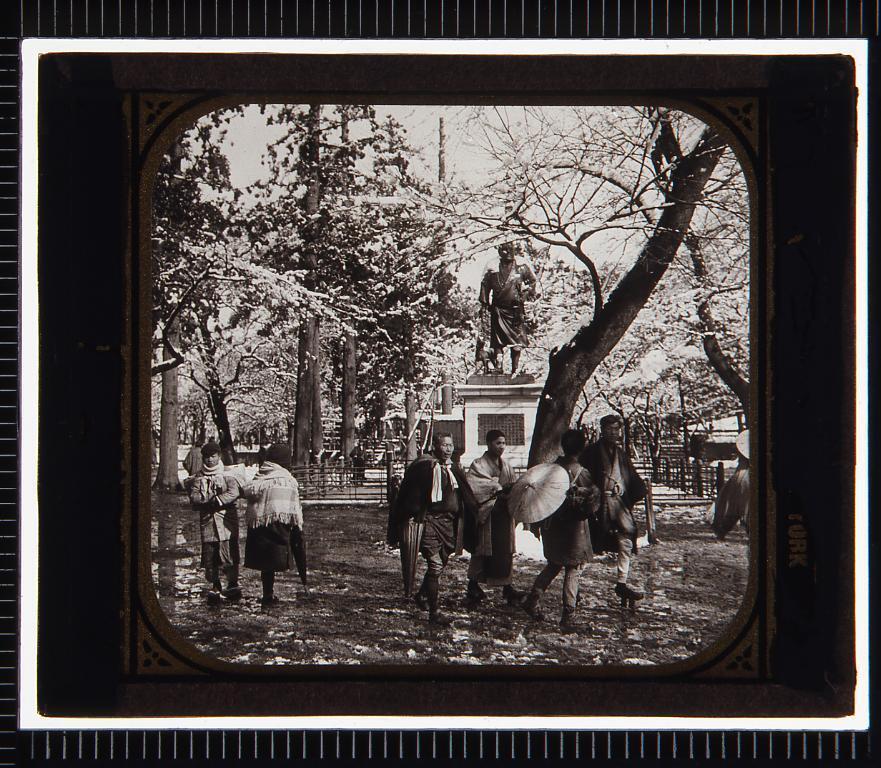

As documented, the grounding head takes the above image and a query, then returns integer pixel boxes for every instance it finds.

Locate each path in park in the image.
[152,491,749,668]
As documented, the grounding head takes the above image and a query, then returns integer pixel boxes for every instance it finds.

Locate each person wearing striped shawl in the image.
[241,443,303,607]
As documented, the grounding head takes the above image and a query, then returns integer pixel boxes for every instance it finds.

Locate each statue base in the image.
[465,372,536,386]
[457,374,543,469]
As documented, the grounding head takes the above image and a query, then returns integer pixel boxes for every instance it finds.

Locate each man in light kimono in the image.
[464,430,524,607]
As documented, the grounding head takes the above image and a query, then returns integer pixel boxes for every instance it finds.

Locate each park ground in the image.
[152,492,749,667]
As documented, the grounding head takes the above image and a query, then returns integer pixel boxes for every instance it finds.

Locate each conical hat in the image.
[735,430,749,461]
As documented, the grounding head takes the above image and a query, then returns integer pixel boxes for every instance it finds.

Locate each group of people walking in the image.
[389,414,647,629]
[182,414,647,634]
[185,442,304,607]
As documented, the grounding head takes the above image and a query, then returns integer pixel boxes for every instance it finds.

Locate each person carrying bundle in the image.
[186,441,242,605]
[521,429,601,631]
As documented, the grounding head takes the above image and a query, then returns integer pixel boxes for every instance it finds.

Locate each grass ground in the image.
[152,491,749,667]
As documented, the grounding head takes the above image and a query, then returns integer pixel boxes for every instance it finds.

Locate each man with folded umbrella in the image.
[390,432,478,626]
[579,414,648,606]
[521,429,601,630]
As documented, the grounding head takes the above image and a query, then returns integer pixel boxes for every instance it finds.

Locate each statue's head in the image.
[497,241,518,263]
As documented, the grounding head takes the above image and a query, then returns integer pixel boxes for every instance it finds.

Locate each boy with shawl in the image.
[464,429,524,607]
[390,432,478,626]
[241,443,303,607]
[186,441,242,604]
[522,429,601,630]
[578,414,648,604]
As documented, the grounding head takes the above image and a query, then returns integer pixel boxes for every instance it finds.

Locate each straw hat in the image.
[735,430,749,461]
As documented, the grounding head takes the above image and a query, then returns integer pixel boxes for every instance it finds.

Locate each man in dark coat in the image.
[579,414,648,604]
[390,432,478,626]
[521,429,600,630]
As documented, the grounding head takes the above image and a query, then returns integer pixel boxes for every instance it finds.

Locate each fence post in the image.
[694,458,703,497]
[645,480,658,544]
[678,458,687,494]
[716,461,725,498]
[385,452,394,505]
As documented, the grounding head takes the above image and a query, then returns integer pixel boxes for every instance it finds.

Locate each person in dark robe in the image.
[579,414,648,604]
[464,429,524,607]
[389,432,478,626]
[521,429,601,630]
[349,442,366,486]
[241,443,303,608]
[709,429,750,539]
[479,241,537,375]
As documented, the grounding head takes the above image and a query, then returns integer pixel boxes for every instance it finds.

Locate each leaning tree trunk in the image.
[528,127,727,465]
[687,235,751,418]
[207,386,235,465]
[153,318,182,490]
[340,331,357,458]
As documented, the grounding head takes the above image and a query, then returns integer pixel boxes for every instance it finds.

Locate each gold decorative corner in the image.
[137,93,203,155]
[695,621,761,679]
[702,98,760,152]
[135,611,207,675]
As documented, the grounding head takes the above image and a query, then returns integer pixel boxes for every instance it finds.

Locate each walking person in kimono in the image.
[521,429,601,630]
[579,414,648,606]
[241,443,304,608]
[186,441,242,604]
[464,429,525,607]
[390,432,478,626]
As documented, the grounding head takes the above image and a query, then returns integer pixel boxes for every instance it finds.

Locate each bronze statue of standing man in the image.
[479,241,537,375]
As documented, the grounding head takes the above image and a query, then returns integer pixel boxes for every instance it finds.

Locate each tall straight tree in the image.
[153,316,182,490]
[293,105,322,466]
[338,114,357,459]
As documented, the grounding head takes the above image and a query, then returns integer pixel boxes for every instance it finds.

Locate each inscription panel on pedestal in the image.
[477,414,525,445]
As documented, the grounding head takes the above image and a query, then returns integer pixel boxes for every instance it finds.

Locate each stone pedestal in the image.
[457,373,543,469]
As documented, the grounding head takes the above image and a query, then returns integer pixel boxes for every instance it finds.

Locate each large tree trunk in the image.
[340,331,357,458]
[528,127,727,465]
[686,236,751,418]
[153,318,182,490]
[292,105,323,465]
[293,322,314,466]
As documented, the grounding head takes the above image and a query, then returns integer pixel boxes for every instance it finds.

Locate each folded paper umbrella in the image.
[508,463,571,524]
[399,518,425,597]
[290,525,308,590]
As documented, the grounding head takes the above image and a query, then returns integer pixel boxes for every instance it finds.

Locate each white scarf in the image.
[200,461,225,478]
[430,458,458,503]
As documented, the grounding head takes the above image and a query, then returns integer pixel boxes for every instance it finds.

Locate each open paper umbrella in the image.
[399,518,425,597]
[508,463,571,524]
[289,525,308,589]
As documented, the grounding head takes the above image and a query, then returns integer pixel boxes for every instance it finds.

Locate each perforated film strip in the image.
[7,0,878,763]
